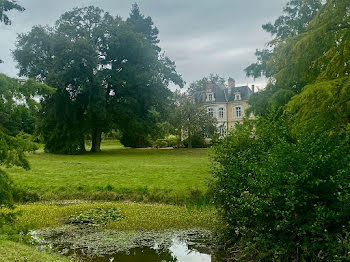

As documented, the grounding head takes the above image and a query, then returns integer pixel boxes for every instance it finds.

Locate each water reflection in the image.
[74,238,214,262]
[83,247,176,262]
[169,239,211,262]
[31,228,225,262]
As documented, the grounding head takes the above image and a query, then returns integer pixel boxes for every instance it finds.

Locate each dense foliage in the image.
[0,74,54,136]
[212,0,350,260]
[246,0,349,117]
[13,5,183,153]
[0,131,36,229]
[212,117,350,261]
[0,51,50,231]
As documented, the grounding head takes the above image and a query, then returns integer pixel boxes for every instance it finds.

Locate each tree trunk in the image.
[188,133,192,149]
[80,136,86,153]
[91,130,102,152]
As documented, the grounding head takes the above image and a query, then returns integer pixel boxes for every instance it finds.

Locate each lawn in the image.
[8,141,212,203]
[1,142,218,261]
[0,240,70,262]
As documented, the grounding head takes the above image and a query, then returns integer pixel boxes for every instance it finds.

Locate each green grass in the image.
[14,202,218,231]
[0,240,70,262]
[2,142,218,260]
[8,141,211,203]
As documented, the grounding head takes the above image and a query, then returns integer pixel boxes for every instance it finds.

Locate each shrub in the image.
[183,133,207,148]
[120,133,151,148]
[152,135,181,148]
[211,116,350,261]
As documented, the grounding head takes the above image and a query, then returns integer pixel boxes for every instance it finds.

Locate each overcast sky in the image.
[0,0,287,89]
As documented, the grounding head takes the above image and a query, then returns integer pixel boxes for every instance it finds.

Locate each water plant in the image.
[69,207,123,225]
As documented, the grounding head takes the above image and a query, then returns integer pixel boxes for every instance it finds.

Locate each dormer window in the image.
[235,92,241,101]
[206,92,215,102]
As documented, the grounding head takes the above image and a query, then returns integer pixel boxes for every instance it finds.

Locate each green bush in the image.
[211,116,350,261]
[120,133,151,148]
[152,135,181,148]
[183,133,207,148]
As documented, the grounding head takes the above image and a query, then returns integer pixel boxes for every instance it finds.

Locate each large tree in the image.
[248,0,350,129]
[127,3,160,51]
[245,0,323,80]
[213,1,350,259]
[14,5,183,153]
[244,0,324,115]
[170,92,217,148]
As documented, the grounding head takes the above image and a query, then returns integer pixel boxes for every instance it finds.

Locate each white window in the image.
[208,107,214,117]
[218,107,224,119]
[208,94,213,101]
[219,126,225,136]
[234,106,243,118]
[235,92,241,100]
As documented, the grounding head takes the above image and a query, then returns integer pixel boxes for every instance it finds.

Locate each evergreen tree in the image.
[127,3,160,51]
[14,5,183,153]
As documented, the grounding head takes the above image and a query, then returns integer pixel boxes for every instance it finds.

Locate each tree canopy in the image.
[13,5,184,153]
[212,1,350,260]
[0,0,24,25]
[245,0,350,127]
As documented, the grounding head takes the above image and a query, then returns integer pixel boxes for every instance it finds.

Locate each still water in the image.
[32,227,225,262]
[78,238,217,262]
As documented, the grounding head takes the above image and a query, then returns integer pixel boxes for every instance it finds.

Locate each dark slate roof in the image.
[193,85,252,104]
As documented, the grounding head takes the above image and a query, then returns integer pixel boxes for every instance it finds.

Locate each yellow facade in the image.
[226,101,250,129]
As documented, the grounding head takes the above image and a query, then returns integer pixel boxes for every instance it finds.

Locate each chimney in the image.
[206,81,213,92]
[228,77,235,88]
[251,84,255,93]
[201,92,206,102]
[228,77,235,96]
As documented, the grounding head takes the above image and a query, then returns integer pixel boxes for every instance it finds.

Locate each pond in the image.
[31,226,226,262]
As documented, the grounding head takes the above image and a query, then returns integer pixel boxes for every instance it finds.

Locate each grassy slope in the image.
[8,141,211,202]
[0,240,69,262]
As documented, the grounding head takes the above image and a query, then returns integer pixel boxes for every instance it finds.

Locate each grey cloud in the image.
[0,0,288,89]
